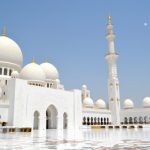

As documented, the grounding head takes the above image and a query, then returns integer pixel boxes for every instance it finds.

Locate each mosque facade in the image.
[0,17,150,132]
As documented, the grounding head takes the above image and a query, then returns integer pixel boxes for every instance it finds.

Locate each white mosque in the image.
[0,16,150,133]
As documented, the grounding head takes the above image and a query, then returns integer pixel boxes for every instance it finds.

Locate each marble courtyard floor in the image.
[0,128,150,149]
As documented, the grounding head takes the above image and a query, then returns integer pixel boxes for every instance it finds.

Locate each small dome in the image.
[95,99,106,109]
[124,99,134,109]
[11,71,19,78]
[82,85,87,90]
[0,36,23,67]
[20,62,46,81]
[143,97,150,108]
[40,62,59,80]
[83,97,94,108]
[55,79,60,84]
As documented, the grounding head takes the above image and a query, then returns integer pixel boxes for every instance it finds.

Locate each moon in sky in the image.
[144,22,148,26]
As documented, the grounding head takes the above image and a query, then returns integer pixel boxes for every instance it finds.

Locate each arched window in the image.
[87,117,90,125]
[0,68,2,75]
[97,117,100,125]
[83,116,86,125]
[63,113,68,129]
[139,117,143,124]
[9,69,12,76]
[134,117,138,124]
[4,68,7,75]
[33,111,40,130]
[47,83,49,88]
[129,117,133,124]
[107,118,109,124]
[101,118,103,125]
[104,118,106,125]
[91,117,93,125]
[94,117,97,125]
[124,117,128,124]
[144,116,148,124]
[50,83,53,88]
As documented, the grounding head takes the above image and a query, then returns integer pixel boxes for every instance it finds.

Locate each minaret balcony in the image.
[105,52,119,59]
[106,34,115,41]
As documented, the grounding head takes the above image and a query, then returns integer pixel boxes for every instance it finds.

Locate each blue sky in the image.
[0,0,150,107]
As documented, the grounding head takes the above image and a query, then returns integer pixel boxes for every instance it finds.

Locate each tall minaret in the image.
[105,16,120,125]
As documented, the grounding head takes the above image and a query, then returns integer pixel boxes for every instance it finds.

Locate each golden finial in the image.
[108,15,111,21]
[45,57,48,63]
[31,57,35,63]
[2,27,7,36]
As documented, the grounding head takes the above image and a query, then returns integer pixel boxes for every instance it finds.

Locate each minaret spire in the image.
[106,16,116,54]
[105,16,120,125]
[45,57,48,63]
[2,27,7,36]
[108,15,111,23]
[31,57,35,63]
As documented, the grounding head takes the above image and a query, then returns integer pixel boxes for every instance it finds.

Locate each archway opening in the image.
[98,117,100,125]
[91,117,93,125]
[46,105,58,129]
[144,116,148,124]
[94,117,97,125]
[101,118,103,125]
[129,117,133,124]
[87,117,90,125]
[134,117,137,124]
[107,118,109,124]
[83,117,86,125]
[63,112,68,129]
[124,117,128,124]
[104,118,106,125]
[33,111,40,130]
[139,116,143,124]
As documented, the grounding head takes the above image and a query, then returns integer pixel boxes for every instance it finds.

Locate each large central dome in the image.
[0,35,23,67]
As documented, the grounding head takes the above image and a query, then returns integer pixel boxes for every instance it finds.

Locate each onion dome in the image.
[95,99,106,109]
[82,85,87,90]
[11,70,19,78]
[83,97,94,108]
[55,79,60,84]
[0,33,23,68]
[40,61,59,80]
[20,60,46,82]
[143,97,150,108]
[123,99,134,109]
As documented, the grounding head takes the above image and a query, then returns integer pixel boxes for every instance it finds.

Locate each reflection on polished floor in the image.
[0,129,150,149]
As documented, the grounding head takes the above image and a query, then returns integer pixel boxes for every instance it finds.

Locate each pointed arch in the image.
[129,117,133,124]
[63,112,68,129]
[134,117,137,124]
[33,111,40,130]
[124,117,128,124]
[139,116,143,124]
[46,105,58,129]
